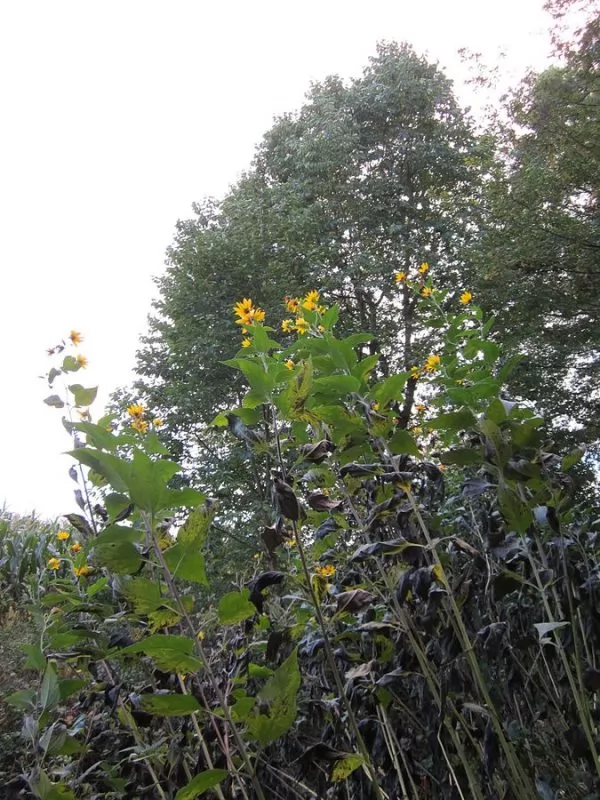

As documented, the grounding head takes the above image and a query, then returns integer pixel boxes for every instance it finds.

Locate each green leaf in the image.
[74,422,118,450]
[247,648,301,744]
[320,304,340,330]
[313,375,361,396]
[388,429,421,458]
[29,768,76,800]
[352,353,379,383]
[23,644,46,672]
[332,754,364,782]
[68,384,98,407]
[44,394,65,408]
[218,589,256,625]
[117,634,202,673]
[95,540,142,574]
[499,485,533,535]
[40,663,60,713]
[562,446,585,471]
[441,448,483,465]
[139,693,201,717]
[62,355,80,373]
[5,689,35,709]
[59,678,87,701]
[373,373,408,407]
[425,408,476,432]
[175,770,229,800]
[164,545,207,585]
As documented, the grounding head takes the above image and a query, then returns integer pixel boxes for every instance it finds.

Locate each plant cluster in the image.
[3,273,598,800]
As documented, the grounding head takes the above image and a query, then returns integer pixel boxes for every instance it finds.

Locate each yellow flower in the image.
[233,298,254,318]
[253,308,266,323]
[424,354,441,371]
[294,317,310,334]
[48,557,61,570]
[460,290,473,305]
[127,403,145,417]
[395,271,407,283]
[317,325,325,333]
[76,354,88,368]
[69,330,83,346]
[421,286,433,298]
[241,338,252,348]
[317,305,327,315]
[418,262,430,274]
[281,319,294,333]
[152,418,164,427]
[315,564,336,578]
[197,630,205,641]
[372,402,380,412]
[131,417,149,434]
[410,366,420,380]
[71,542,82,553]
[302,290,320,311]
[284,359,295,370]
[56,530,70,542]
[285,296,300,313]
[415,403,427,413]
[412,426,423,435]
[399,481,412,493]
[74,565,92,577]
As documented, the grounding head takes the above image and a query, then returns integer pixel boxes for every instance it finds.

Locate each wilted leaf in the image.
[336,589,376,614]
[307,492,343,511]
[44,394,65,408]
[534,621,570,640]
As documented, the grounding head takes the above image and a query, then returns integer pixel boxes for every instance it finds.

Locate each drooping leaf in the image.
[218,589,256,625]
[247,648,301,744]
[331,754,364,782]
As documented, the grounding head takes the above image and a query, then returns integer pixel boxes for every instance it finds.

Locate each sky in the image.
[0,0,554,519]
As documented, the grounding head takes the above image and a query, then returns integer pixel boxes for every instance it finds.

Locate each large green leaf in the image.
[425,407,476,432]
[499,485,533,535]
[247,648,301,744]
[164,545,207,585]
[139,694,201,716]
[68,384,98,407]
[388,429,421,458]
[332,754,364,782]
[373,373,408,407]
[175,770,229,800]
[218,589,256,625]
[116,634,202,673]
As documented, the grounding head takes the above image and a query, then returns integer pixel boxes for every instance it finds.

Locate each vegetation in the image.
[1,4,600,798]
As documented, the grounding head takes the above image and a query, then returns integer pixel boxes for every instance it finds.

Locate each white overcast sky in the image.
[0,0,553,519]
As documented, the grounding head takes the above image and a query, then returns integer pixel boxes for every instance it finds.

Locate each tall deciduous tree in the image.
[130,42,485,550]
[474,9,600,450]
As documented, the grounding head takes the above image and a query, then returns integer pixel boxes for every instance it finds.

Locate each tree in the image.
[473,11,600,452]
[130,42,485,549]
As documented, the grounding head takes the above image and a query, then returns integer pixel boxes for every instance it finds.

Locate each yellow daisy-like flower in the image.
[317,305,327,315]
[76,354,88,368]
[48,557,61,570]
[74,565,92,577]
[152,418,164,427]
[281,319,294,333]
[285,296,300,313]
[197,630,205,641]
[315,564,336,578]
[56,530,70,542]
[302,290,320,311]
[415,403,427,413]
[410,366,420,380]
[233,298,254,318]
[284,359,295,370]
[69,330,83,346]
[421,286,433,298]
[395,271,407,283]
[294,317,310,334]
[253,308,266,323]
[71,542,82,554]
[127,403,145,417]
[317,325,325,333]
[460,290,473,305]
[418,262,430,274]
[424,354,441,371]
[241,338,252,348]
[131,417,149,434]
